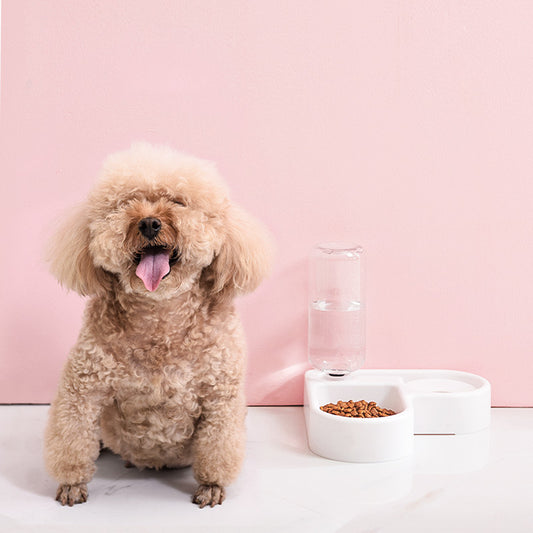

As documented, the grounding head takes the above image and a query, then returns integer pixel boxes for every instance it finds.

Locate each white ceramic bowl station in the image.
[304,243,491,463]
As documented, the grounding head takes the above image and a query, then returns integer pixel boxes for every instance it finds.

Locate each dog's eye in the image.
[172,199,186,207]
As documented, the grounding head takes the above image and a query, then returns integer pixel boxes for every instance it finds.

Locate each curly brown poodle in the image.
[43,143,271,507]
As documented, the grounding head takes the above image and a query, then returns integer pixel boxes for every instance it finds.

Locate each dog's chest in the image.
[102,310,199,368]
[95,294,209,368]
[111,361,202,431]
[113,333,188,368]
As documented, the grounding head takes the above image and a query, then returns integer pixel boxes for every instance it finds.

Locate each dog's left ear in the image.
[201,205,272,301]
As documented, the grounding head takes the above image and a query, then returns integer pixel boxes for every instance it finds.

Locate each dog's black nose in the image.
[138,217,161,239]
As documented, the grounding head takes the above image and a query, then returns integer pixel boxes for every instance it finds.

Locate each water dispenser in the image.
[304,242,491,463]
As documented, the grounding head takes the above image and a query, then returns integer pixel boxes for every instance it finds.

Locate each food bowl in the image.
[304,369,491,462]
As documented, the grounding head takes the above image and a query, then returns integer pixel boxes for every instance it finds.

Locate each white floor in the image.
[0,406,532,533]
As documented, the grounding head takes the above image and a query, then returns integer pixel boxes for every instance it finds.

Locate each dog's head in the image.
[47,143,271,302]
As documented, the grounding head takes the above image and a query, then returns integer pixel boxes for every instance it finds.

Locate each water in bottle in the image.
[308,243,365,375]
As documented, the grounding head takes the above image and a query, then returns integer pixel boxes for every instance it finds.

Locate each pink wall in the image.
[1,1,532,406]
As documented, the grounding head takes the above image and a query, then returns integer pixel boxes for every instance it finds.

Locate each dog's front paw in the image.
[192,484,225,508]
[56,483,88,506]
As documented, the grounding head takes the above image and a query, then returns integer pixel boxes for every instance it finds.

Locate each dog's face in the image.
[47,144,271,301]
[88,163,227,298]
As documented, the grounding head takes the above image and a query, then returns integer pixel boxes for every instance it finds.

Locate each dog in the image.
[43,143,271,507]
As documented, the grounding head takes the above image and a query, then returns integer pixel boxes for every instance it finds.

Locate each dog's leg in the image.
[191,394,246,508]
[44,345,109,506]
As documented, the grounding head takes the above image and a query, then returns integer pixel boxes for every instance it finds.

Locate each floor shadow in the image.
[93,448,197,500]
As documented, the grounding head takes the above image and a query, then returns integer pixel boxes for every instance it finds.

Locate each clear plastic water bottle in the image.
[308,243,365,376]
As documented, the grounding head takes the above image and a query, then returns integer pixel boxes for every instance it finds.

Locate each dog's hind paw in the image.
[192,484,225,508]
[56,483,88,506]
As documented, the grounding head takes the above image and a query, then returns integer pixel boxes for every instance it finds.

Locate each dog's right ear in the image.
[45,203,110,297]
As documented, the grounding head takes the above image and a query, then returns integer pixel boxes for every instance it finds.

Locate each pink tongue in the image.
[135,250,171,292]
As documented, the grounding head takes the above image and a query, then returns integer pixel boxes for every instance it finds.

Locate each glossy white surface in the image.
[0,406,532,532]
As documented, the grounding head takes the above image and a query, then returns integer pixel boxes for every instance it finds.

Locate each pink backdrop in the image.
[1,1,532,406]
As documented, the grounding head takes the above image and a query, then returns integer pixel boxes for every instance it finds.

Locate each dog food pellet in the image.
[320,400,396,418]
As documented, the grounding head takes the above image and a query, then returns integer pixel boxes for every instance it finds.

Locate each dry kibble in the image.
[319,399,396,418]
